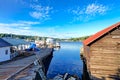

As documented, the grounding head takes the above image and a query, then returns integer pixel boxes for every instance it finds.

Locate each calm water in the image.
[47,42,83,79]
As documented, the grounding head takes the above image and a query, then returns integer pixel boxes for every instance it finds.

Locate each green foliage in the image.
[0,33,47,41]
[0,33,90,42]
[69,36,90,41]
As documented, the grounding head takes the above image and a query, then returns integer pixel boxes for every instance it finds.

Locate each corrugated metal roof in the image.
[83,22,120,46]
[2,37,30,46]
[0,38,12,47]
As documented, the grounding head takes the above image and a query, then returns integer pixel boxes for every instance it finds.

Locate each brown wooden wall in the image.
[83,44,90,72]
[84,28,120,80]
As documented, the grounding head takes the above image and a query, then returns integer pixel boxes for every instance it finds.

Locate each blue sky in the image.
[0,0,120,38]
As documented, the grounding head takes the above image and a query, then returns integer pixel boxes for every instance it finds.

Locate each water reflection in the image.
[54,47,60,51]
[47,42,83,79]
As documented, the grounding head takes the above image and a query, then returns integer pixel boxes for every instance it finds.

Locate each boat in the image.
[55,42,60,47]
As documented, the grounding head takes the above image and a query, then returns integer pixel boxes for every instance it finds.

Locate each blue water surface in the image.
[47,42,83,79]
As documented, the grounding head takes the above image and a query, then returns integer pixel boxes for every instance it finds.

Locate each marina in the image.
[0,0,120,80]
[0,42,83,80]
[0,23,120,80]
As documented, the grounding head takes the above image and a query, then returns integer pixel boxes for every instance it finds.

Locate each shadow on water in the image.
[42,53,53,75]
[82,60,90,80]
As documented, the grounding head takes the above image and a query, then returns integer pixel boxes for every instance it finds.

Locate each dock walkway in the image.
[0,48,53,80]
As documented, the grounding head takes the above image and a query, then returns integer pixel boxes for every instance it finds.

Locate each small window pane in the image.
[5,50,8,55]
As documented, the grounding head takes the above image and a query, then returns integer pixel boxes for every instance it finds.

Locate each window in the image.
[5,50,8,55]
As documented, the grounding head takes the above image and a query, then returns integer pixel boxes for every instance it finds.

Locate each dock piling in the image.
[34,59,46,80]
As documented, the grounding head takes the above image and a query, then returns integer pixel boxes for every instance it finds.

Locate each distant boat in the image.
[46,38,55,44]
[55,42,60,47]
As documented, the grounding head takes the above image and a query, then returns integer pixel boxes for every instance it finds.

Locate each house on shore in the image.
[83,22,120,80]
[0,38,12,62]
[46,38,55,48]
[35,40,46,48]
[2,37,30,59]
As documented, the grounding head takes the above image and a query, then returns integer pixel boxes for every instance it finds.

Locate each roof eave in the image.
[83,22,120,46]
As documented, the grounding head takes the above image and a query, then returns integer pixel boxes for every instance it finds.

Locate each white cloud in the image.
[85,3,107,15]
[0,21,40,36]
[70,7,83,16]
[41,27,80,38]
[0,21,52,37]
[19,27,31,30]
[49,32,79,39]
[0,22,81,38]
[0,26,31,35]
[0,25,41,36]
[0,21,65,38]
[0,21,39,27]
[0,23,25,27]
[30,5,53,20]
[69,3,108,22]
[18,21,40,25]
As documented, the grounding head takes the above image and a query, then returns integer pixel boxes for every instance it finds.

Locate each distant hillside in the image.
[0,33,64,42]
[0,33,48,41]
[0,33,90,42]
[68,36,90,41]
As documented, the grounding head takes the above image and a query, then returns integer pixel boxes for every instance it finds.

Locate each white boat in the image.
[55,42,60,47]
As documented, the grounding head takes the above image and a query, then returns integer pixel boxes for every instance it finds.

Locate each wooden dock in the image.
[0,48,53,80]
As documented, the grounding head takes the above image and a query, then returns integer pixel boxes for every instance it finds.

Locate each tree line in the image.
[68,36,90,41]
[0,33,47,41]
[0,33,90,41]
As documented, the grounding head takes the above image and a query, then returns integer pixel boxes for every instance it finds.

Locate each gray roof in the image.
[0,38,12,47]
[2,37,30,46]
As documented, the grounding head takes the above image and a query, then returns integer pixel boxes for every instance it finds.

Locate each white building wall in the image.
[46,38,55,44]
[25,44,30,49]
[18,44,30,50]
[0,47,10,62]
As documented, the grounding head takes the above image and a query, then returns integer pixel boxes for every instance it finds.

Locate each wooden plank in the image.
[90,69,118,75]
[91,73,113,80]
[90,62,120,66]
[90,59,120,64]
[110,29,120,34]
[90,65,118,70]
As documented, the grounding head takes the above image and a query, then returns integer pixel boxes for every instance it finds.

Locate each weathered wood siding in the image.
[83,44,90,72]
[85,28,120,80]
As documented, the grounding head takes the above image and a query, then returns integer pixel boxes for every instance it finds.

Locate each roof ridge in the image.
[83,22,120,46]
[0,38,12,47]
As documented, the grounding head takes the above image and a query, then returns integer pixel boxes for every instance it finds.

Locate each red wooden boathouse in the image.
[83,22,120,80]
